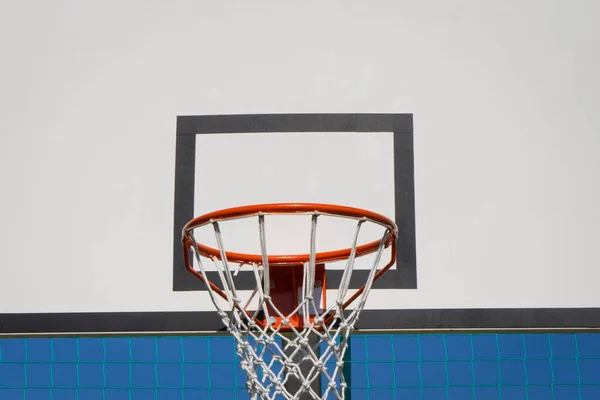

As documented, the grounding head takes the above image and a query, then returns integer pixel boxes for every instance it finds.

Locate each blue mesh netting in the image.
[1,333,599,399]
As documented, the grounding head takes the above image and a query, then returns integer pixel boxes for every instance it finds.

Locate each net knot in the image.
[283,360,297,372]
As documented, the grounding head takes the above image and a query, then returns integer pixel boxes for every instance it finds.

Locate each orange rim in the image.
[182,203,398,265]
[181,203,398,330]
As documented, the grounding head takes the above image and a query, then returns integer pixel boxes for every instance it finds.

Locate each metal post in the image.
[342,336,352,400]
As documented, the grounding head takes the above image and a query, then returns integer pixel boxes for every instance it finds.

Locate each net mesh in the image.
[184,211,394,399]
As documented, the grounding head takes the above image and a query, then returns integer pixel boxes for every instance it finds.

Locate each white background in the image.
[194,132,395,259]
[1,1,599,317]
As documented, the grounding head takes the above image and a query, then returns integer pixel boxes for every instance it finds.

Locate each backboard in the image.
[2,0,600,336]
[2,112,599,336]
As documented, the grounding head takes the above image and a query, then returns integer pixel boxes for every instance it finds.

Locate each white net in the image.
[183,210,395,399]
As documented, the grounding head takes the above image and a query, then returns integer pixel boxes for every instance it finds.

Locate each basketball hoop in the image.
[182,203,397,399]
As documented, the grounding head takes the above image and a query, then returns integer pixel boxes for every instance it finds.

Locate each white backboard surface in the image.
[1,0,600,335]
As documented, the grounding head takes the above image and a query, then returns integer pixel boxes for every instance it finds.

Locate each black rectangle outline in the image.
[172,114,417,292]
